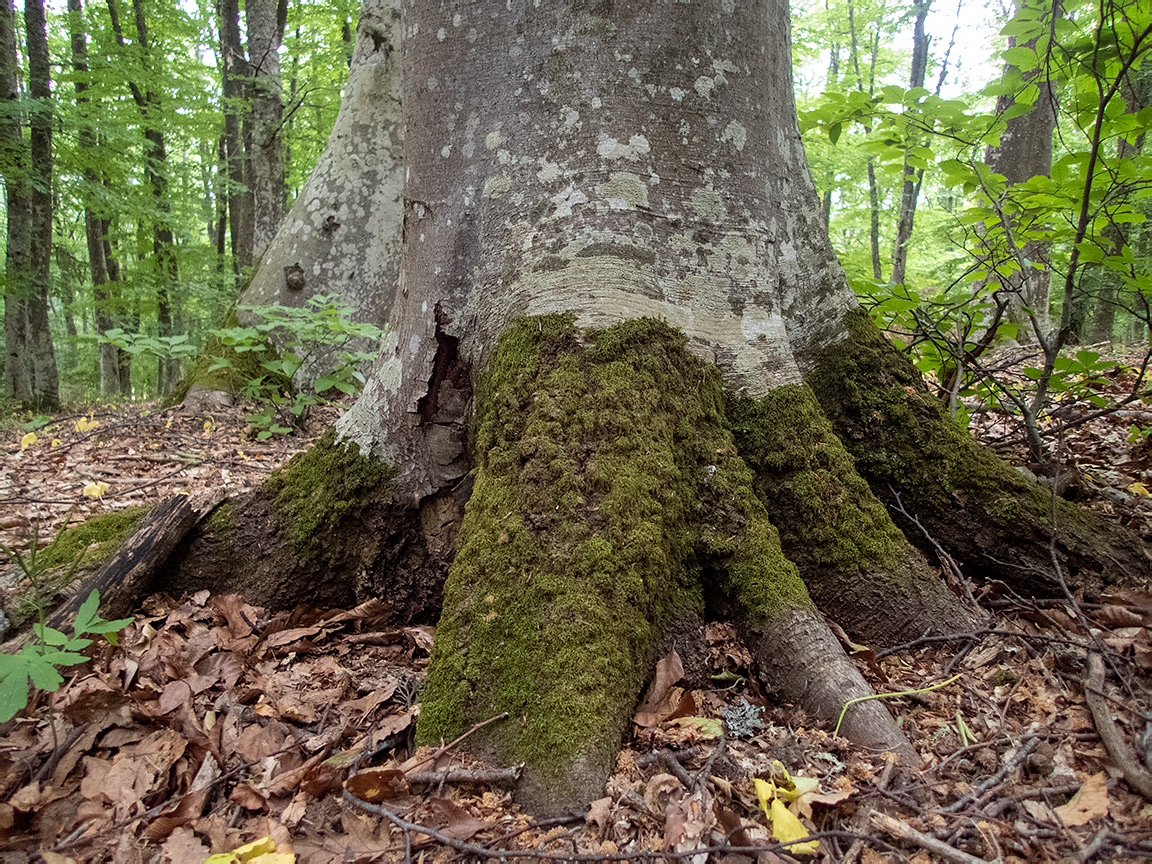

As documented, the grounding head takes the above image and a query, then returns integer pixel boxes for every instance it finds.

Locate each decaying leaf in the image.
[1054,772,1109,826]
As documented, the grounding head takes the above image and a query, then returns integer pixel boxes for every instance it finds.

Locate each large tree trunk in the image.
[148,0,1147,820]
[238,0,401,350]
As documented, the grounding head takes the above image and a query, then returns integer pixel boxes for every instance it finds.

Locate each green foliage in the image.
[207,295,384,438]
[0,519,133,723]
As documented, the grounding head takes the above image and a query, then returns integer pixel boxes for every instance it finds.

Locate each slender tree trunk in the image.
[219,0,254,274]
[1,0,58,409]
[245,0,287,257]
[848,3,883,281]
[890,0,931,286]
[69,0,125,396]
[984,0,1058,340]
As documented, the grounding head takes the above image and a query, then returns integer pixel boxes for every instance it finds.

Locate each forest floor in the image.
[0,351,1150,864]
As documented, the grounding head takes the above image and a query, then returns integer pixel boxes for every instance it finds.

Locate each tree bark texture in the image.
[218,0,254,274]
[69,0,126,396]
[890,0,931,287]
[245,0,287,258]
[240,0,402,373]
[1,0,58,409]
[984,4,1057,339]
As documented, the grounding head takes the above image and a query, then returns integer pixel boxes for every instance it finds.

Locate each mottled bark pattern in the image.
[340,0,854,499]
[242,0,402,353]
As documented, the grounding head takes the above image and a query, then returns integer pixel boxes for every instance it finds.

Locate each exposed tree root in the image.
[808,310,1149,598]
[416,316,914,813]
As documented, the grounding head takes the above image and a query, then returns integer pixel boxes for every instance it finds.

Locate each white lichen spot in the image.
[483,175,511,199]
[721,120,747,151]
[688,186,727,224]
[552,184,588,218]
[452,12,462,26]
[426,76,438,90]
[437,26,446,40]
[596,171,649,209]
[564,108,580,128]
[595,132,650,161]
[628,67,639,79]
[485,130,503,150]
[537,160,561,182]
[721,0,735,11]
[467,27,477,43]
[694,76,714,98]
[669,86,686,101]
[591,96,602,109]
[498,149,514,165]
[441,145,452,158]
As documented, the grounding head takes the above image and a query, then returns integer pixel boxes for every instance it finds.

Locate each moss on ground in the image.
[417,315,810,794]
[35,507,151,572]
[264,429,395,561]
[7,506,150,628]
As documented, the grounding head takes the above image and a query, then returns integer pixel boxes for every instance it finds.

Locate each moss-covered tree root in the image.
[416,316,913,815]
[808,310,1149,598]
[164,430,461,620]
[728,385,985,645]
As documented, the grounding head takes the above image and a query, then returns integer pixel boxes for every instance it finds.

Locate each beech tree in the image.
[151,0,1147,816]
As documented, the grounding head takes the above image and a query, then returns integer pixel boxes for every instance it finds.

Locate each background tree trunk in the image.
[239,0,402,365]
[218,0,254,274]
[1,0,58,409]
[245,0,287,258]
[890,0,931,287]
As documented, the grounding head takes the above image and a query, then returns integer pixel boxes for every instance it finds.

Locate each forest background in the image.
[0,0,1149,454]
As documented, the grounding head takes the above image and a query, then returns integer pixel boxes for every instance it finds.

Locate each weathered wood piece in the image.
[47,487,227,629]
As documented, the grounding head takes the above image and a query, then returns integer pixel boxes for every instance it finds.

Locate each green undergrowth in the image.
[166,307,285,407]
[728,384,906,574]
[264,429,395,561]
[417,315,810,796]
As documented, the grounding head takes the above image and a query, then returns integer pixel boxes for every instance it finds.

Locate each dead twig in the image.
[870,811,994,864]
[1083,652,1152,800]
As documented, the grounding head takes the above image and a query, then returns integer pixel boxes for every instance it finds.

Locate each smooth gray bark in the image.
[245,0,287,257]
[338,0,854,500]
[240,0,402,357]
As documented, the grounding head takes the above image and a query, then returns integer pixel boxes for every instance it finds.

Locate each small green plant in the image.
[208,295,384,439]
[0,519,133,723]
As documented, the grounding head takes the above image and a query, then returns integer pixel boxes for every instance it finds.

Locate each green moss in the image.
[7,506,151,628]
[808,310,1052,517]
[206,501,237,534]
[166,307,287,407]
[264,429,395,561]
[35,506,151,572]
[727,384,906,575]
[418,316,812,791]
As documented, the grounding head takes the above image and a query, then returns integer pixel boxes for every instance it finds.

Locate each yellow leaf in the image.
[1128,482,1150,497]
[20,432,36,451]
[74,417,99,433]
[51,438,60,447]
[204,419,215,434]
[769,798,819,855]
[83,481,109,499]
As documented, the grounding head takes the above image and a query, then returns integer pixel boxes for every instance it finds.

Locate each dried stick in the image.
[870,812,992,864]
[1083,652,1152,800]
[405,711,509,773]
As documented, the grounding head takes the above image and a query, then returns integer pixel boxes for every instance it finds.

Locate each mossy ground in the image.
[264,429,395,562]
[417,316,810,797]
[7,506,150,628]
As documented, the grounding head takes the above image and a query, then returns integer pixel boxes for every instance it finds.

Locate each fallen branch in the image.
[407,767,521,787]
[1084,652,1152,800]
[870,811,992,864]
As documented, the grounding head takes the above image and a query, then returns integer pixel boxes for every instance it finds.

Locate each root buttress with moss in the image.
[416,316,933,814]
[807,310,1149,598]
